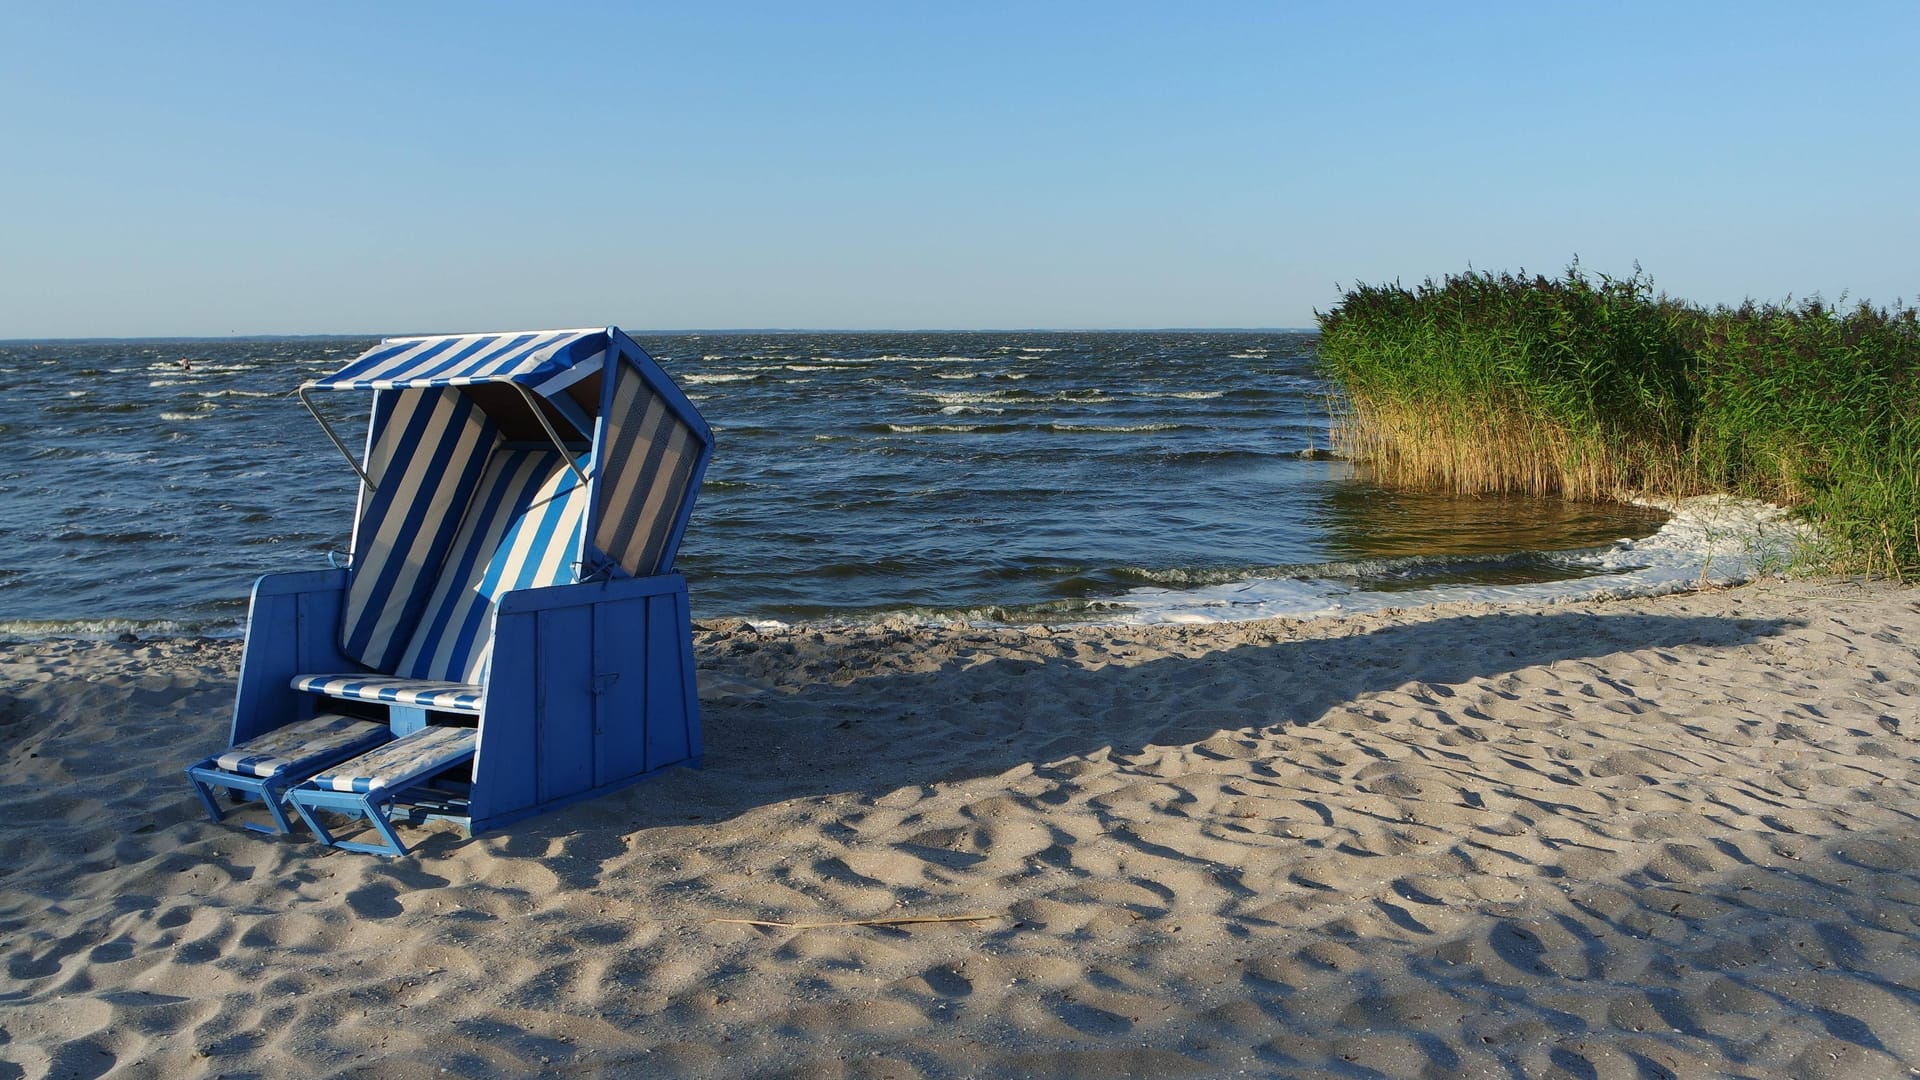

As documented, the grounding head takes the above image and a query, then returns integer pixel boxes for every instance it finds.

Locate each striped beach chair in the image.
[193,328,713,854]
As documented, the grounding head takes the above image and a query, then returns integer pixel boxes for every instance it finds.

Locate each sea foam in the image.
[1111,495,1815,625]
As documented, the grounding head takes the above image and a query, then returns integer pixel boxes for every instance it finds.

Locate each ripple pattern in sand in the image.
[3,582,1919,1078]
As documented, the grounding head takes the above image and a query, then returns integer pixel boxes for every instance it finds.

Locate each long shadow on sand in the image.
[459,607,1920,1078]
[497,608,1791,853]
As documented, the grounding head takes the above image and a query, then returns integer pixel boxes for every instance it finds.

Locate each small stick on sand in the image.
[710,913,1004,930]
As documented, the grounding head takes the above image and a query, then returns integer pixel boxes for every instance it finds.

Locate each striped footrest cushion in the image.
[291,674,484,713]
[214,714,392,779]
[310,726,478,795]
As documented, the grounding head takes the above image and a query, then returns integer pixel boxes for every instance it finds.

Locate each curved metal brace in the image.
[298,386,375,491]
[512,382,592,486]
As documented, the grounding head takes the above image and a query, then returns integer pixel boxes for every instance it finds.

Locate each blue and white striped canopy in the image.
[308,328,608,391]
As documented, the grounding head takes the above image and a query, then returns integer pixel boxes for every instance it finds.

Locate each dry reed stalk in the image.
[709,913,1004,930]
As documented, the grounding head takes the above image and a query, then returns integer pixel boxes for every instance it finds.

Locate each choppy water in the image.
[0,332,1669,636]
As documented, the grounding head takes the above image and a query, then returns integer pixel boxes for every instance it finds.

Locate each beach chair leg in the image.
[254,782,304,836]
[185,764,227,822]
[362,797,412,857]
[291,796,340,847]
[188,764,312,836]
[289,788,412,856]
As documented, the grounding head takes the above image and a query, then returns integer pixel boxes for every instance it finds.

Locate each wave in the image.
[0,616,241,641]
[921,390,1011,405]
[1120,550,1608,590]
[1158,448,1312,465]
[55,528,180,544]
[1046,422,1183,434]
[869,422,1027,435]
[43,401,150,416]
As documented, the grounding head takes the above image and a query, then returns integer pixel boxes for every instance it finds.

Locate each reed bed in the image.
[1317,267,1920,578]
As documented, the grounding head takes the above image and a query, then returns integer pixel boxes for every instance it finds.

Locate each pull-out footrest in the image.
[185,714,393,834]
[287,725,479,856]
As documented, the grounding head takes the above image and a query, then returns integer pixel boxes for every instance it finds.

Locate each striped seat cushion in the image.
[289,674,484,713]
[310,725,478,795]
[213,714,392,779]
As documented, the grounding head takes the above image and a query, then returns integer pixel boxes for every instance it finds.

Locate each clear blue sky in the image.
[4,1,1915,337]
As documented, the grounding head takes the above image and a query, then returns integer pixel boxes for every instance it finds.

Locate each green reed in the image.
[1316,266,1920,579]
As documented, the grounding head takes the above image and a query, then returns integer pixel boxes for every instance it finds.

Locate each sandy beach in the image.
[4,578,1919,1079]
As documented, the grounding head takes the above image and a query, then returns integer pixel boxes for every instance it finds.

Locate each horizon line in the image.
[1,326,1319,345]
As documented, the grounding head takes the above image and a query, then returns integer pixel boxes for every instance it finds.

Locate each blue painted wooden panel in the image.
[232,570,356,744]
[494,572,680,615]
[465,574,703,834]
[469,608,538,823]
[536,605,597,803]
[645,588,694,769]
[593,594,649,785]
[674,585,704,766]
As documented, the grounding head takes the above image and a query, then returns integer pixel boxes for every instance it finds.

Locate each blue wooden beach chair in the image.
[187,327,714,855]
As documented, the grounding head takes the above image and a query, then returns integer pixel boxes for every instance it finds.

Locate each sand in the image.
[4,578,1919,1079]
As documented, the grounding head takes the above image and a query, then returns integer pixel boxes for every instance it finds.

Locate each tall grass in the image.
[1316,266,1920,579]
[1691,298,1920,576]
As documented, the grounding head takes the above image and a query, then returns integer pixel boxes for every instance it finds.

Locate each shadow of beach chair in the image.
[189,327,713,854]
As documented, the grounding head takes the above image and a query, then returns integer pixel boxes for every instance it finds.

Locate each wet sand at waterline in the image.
[4,579,1919,1078]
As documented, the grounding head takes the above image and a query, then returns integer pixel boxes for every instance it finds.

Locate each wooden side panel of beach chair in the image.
[466,572,702,831]
[229,568,360,746]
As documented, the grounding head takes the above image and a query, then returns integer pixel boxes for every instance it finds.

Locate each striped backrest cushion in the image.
[341,388,496,672]
[592,364,703,577]
[478,455,591,603]
[392,448,583,684]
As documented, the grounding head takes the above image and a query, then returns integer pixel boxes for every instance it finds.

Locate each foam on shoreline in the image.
[1112,494,1815,624]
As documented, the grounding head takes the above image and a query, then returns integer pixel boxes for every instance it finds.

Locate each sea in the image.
[1,330,1752,640]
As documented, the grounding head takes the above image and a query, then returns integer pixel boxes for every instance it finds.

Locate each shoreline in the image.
[0,494,1808,644]
[4,578,1919,1077]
